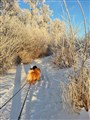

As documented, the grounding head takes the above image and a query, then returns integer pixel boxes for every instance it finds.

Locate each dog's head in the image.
[30,65,37,70]
[33,65,37,70]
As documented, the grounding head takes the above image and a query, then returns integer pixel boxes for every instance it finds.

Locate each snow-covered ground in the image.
[0,56,90,120]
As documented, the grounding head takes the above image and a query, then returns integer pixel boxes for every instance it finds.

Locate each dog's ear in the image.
[33,66,37,69]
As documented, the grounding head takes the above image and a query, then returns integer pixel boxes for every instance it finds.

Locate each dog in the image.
[27,66,41,85]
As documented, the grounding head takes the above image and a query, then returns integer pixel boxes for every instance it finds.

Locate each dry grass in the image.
[61,67,90,113]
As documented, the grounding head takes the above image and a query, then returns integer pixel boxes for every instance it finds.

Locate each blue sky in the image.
[18,0,90,37]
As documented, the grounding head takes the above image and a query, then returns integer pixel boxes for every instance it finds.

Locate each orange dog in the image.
[27,66,41,85]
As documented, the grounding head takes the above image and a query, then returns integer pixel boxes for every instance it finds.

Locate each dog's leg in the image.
[38,77,41,81]
[29,81,32,85]
[32,80,35,85]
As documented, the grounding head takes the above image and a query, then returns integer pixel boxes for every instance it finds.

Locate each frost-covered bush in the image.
[52,37,75,68]
[61,67,90,112]
[1,0,66,73]
[0,15,50,74]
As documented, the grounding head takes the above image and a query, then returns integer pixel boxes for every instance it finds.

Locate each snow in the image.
[0,56,90,120]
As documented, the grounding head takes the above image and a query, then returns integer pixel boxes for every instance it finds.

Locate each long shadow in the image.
[10,65,22,120]
[21,63,31,119]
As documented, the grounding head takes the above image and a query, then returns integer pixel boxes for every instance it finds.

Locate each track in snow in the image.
[0,56,90,120]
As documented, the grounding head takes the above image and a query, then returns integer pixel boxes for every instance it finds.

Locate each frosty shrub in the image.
[0,0,54,74]
[52,38,75,68]
[49,19,75,68]
[0,15,50,74]
[51,8,75,68]
[61,67,90,113]
[60,33,90,113]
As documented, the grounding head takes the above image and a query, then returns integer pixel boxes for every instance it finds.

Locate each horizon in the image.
[18,0,90,38]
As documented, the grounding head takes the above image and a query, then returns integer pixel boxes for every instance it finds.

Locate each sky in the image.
[18,0,90,37]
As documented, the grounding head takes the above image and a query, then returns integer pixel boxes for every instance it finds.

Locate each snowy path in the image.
[0,56,90,120]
